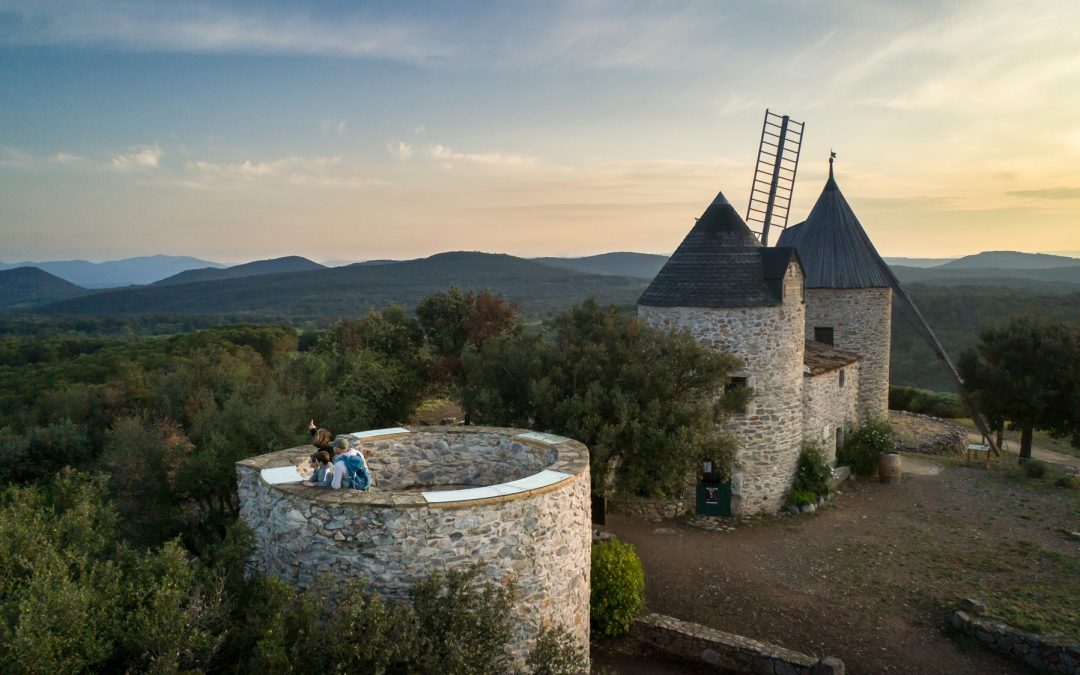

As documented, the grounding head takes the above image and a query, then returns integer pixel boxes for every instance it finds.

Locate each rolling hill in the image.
[533,252,670,279]
[39,252,649,319]
[0,255,223,288]
[890,264,1080,291]
[0,267,88,308]
[940,250,1080,269]
[153,256,326,286]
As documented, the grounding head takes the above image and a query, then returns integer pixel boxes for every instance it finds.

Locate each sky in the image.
[1,0,1079,264]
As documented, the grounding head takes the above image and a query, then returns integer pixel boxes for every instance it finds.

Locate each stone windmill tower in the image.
[638,192,805,515]
[777,158,892,419]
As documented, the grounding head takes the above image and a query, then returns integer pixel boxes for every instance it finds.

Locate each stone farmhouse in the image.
[638,164,893,516]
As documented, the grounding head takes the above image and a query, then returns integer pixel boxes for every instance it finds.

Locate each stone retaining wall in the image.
[889,410,966,456]
[632,613,844,674]
[951,609,1080,674]
[236,426,590,668]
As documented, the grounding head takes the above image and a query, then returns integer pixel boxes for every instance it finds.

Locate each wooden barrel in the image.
[879,452,902,484]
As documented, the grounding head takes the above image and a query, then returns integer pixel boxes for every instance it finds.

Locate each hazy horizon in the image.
[3,1,1079,262]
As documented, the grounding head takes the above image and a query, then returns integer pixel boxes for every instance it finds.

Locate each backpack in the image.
[338,453,372,491]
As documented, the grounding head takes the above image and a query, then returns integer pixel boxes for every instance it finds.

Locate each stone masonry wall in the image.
[802,362,860,465]
[632,613,844,674]
[359,432,556,489]
[639,262,805,515]
[236,428,590,668]
[804,288,892,420]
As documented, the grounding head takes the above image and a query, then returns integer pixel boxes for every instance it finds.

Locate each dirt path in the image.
[964,432,1080,468]
[602,461,1080,674]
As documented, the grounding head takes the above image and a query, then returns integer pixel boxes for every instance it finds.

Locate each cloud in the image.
[0,1,454,63]
[52,152,85,164]
[111,144,161,170]
[388,141,415,161]
[322,120,348,134]
[1006,187,1080,201]
[183,154,384,189]
[428,144,536,168]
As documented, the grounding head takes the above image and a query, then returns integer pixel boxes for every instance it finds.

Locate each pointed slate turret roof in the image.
[639,192,803,308]
[776,162,895,289]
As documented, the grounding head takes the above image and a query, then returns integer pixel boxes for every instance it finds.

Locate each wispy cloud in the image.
[1007,187,1080,201]
[183,154,385,189]
[428,144,536,168]
[52,152,86,164]
[321,120,348,134]
[110,144,161,170]
[0,1,453,63]
[388,141,415,161]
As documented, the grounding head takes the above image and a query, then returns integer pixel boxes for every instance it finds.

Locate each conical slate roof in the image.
[776,163,894,289]
[639,192,802,308]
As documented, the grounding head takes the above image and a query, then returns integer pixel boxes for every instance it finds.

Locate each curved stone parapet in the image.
[236,425,591,667]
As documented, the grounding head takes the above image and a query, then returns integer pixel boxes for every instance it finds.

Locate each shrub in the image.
[527,626,588,675]
[1021,460,1046,479]
[788,489,817,507]
[791,442,832,498]
[1054,474,1080,489]
[888,385,965,419]
[838,418,895,476]
[590,539,645,638]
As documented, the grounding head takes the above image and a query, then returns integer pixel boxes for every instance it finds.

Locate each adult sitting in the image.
[308,420,333,453]
[330,437,371,491]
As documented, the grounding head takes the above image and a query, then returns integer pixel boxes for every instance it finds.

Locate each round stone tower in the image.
[777,161,893,420]
[638,192,806,515]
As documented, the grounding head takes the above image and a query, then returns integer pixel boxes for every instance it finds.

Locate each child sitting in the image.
[303,450,334,487]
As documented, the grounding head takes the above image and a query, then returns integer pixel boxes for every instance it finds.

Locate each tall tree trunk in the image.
[1019,425,1033,461]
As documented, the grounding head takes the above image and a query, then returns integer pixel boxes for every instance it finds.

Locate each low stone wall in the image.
[951,609,1080,674]
[236,426,590,669]
[632,613,844,675]
[889,410,966,456]
[608,494,692,521]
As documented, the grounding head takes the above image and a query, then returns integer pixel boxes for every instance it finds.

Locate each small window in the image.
[727,376,749,414]
[814,326,834,346]
[839,368,845,387]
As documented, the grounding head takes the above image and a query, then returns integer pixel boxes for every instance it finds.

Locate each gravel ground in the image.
[595,456,1080,674]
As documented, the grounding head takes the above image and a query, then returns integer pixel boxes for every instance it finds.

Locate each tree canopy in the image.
[958,318,1080,459]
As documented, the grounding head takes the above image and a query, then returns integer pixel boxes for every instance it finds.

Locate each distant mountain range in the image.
[0,255,224,288]
[153,256,325,286]
[4,249,1080,317]
[36,252,649,319]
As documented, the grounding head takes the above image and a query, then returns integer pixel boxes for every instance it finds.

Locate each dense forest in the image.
[0,288,743,673]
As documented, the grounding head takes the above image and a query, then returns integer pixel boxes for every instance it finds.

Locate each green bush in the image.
[790,442,832,500]
[788,489,817,507]
[1021,460,1046,479]
[1054,474,1080,489]
[888,385,965,419]
[590,539,645,638]
[838,418,895,476]
[527,626,588,675]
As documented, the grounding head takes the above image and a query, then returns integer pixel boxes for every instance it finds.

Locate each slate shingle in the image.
[639,192,803,309]
[776,164,895,289]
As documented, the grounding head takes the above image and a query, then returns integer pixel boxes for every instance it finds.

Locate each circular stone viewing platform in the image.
[235,425,591,665]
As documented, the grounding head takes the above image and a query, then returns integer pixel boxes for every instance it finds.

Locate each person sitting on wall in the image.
[330,437,372,491]
[302,450,334,487]
[308,420,333,453]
